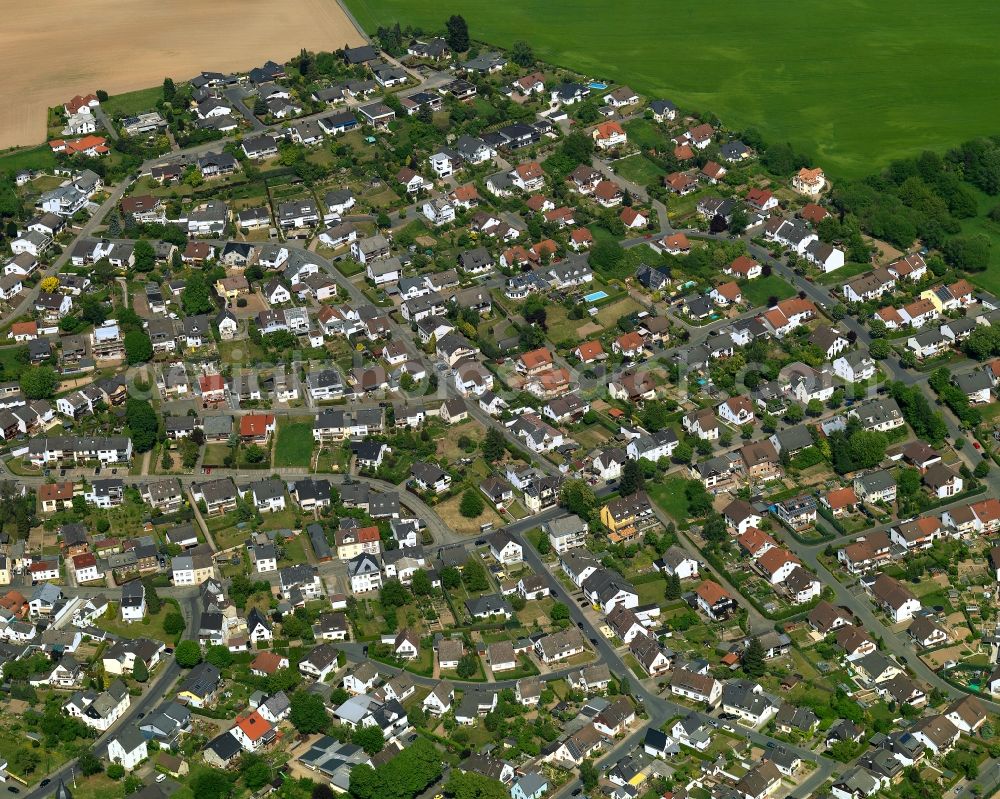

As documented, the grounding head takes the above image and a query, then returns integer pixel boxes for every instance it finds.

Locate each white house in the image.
[661,546,699,580]
[107,727,148,772]
[488,531,523,565]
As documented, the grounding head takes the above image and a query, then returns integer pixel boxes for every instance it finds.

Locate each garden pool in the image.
[583,290,609,303]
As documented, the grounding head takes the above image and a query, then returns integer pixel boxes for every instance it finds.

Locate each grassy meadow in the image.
[344,0,1000,178]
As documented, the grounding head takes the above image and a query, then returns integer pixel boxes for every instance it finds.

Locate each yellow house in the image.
[335,526,381,561]
[600,492,659,544]
[600,501,638,544]
[214,275,250,303]
[919,288,945,313]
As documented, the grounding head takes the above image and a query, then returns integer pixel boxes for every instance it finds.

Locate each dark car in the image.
[8,786,20,793]
[40,780,50,788]
[590,638,598,645]
[572,791,582,797]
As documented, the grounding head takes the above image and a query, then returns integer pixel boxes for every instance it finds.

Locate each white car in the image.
[155,775,166,784]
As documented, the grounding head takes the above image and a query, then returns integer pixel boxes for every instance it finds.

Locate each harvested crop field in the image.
[0,0,365,150]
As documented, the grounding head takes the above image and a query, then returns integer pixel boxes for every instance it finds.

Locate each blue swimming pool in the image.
[588,81,608,90]
[584,290,609,303]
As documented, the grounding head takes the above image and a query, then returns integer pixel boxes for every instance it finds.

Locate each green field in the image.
[739,273,796,307]
[101,86,164,118]
[647,475,690,522]
[345,0,1000,178]
[274,418,316,468]
[612,154,665,187]
[816,262,871,285]
[0,144,58,174]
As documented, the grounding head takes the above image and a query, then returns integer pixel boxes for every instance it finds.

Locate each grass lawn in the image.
[212,523,247,551]
[596,296,642,327]
[102,86,163,118]
[635,577,667,607]
[0,345,27,381]
[315,443,350,473]
[95,602,178,644]
[518,596,555,627]
[345,0,1000,179]
[218,338,267,366]
[612,154,665,187]
[441,657,486,682]
[624,653,647,679]
[61,773,122,799]
[259,505,301,532]
[622,118,668,150]
[739,273,796,307]
[202,443,231,467]
[816,262,871,285]
[374,645,434,677]
[434,493,503,536]
[274,418,315,468]
[0,144,58,174]
[90,499,150,539]
[647,475,690,522]
[279,532,309,566]
[546,304,587,346]
[498,654,540,679]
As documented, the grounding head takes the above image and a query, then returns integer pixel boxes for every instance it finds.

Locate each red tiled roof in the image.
[800,203,828,224]
[738,527,777,556]
[520,348,553,369]
[236,711,272,741]
[451,183,479,202]
[664,233,689,250]
[674,144,695,161]
[515,162,543,180]
[39,482,74,501]
[251,651,286,674]
[200,374,225,392]
[10,321,37,336]
[714,281,741,301]
[620,207,645,225]
[758,547,800,575]
[593,180,622,201]
[576,340,604,361]
[240,413,274,437]
[695,579,730,605]
[73,552,97,569]
[825,487,857,510]
[594,121,625,140]
[616,332,644,351]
